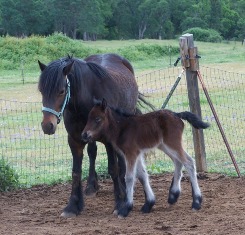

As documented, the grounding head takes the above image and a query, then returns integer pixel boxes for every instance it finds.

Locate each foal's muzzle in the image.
[81,132,92,142]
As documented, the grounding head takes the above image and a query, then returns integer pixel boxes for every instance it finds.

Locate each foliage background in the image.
[0,0,244,40]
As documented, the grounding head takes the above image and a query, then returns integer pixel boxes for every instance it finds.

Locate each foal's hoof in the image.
[141,200,155,213]
[192,195,202,210]
[168,190,180,205]
[117,204,133,218]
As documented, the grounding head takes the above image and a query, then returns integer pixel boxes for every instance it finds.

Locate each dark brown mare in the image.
[38,53,151,217]
[82,99,210,217]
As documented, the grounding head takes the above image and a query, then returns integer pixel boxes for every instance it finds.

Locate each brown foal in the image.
[82,99,210,217]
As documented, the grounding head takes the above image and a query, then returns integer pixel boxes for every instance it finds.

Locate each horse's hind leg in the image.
[183,151,202,210]
[168,159,183,205]
[137,154,155,213]
[84,142,99,196]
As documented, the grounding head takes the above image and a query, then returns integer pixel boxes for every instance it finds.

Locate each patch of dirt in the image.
[1,173,245,235]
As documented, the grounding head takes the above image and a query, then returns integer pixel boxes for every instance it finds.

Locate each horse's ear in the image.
[63,61,74,76]
[101,98,107,111]
[38,60,46,71]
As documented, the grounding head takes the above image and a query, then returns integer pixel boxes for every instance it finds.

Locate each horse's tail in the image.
[174,111,210,129]
[137,92,156,112]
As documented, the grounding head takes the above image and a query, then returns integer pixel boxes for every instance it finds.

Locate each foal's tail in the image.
[175,111,210,129]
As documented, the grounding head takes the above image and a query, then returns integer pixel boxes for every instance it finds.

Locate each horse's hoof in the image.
[113,209,118,215]
[60,211,77,218]
[84,185,99,197]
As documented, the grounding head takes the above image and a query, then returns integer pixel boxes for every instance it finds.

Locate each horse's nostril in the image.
[49,122,54,131]
[41,121,56,135]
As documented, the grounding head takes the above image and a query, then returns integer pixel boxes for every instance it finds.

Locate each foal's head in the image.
[82,99,109,142]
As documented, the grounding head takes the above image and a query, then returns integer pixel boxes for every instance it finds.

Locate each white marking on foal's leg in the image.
[183,151,202,210]
[159,144,183,205]
[117,158,137,218]
[168,159,183,205]
[137,154,155,213]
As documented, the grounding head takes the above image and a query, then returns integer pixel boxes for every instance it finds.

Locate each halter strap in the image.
[42,79,71,124]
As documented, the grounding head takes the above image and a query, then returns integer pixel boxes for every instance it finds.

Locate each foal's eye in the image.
[59,90,65,96]
[95,117,101,123]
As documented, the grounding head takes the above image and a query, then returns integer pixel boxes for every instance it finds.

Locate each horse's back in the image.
[85,53,135,78]
[85,53,138,113]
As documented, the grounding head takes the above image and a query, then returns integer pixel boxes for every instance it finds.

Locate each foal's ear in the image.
[38,60,47,71]
[63,61,74,76]
[101,98,107,111]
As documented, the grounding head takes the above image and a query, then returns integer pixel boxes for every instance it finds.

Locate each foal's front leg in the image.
[137,155,155,213]
[118,157,137,218]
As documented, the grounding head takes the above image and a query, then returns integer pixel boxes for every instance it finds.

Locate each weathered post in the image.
[179,33,207,172]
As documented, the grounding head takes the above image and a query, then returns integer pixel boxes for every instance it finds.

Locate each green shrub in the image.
[183,27,223,42]
[0,159,19,191]
[118,43,179,61]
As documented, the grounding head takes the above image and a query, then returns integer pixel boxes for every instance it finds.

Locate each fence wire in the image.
[0,66,244,188]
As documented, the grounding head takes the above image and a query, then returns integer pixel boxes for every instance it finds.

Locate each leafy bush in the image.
[0,33,179,70]
[118,43,179,61]
[0,159,19,191]
[183,27,223,42]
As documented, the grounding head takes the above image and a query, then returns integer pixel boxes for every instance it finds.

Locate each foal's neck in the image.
[106,108,131,140]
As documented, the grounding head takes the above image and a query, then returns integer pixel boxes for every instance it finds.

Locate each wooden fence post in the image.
[179,33,207,172]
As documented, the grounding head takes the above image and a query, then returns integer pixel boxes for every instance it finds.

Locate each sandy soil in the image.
[1,173,245,235]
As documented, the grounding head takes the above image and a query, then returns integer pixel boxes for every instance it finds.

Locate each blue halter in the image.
[42,78,71,124]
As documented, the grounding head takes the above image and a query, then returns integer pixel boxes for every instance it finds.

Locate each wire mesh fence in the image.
[0,66,244,189]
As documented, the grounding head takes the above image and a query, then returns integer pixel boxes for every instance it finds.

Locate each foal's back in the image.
[116,110,184,152]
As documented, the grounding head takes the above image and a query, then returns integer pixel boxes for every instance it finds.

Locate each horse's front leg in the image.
[84,141,99,196]
[61,136,85,217]
[105,144,127,215]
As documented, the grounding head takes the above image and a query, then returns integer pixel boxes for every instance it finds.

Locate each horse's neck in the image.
[69,64,94,113]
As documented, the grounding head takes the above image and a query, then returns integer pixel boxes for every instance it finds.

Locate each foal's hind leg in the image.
[168,159,183,205]
[183,151,202,210]
[137,155,155,213]
[85,142,99,196]
[159,144,183,205]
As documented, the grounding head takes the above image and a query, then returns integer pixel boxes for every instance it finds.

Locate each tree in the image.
[0,0,53,36]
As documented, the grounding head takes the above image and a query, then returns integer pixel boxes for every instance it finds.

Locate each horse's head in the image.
[38,59,74,135]
[82,98,108,142]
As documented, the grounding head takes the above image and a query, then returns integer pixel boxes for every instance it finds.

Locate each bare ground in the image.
[1,173,245,235]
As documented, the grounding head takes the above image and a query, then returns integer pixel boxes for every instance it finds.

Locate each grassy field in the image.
[0,39,245,187]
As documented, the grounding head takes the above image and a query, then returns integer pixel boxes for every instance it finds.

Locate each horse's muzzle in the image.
[41,121,56,135]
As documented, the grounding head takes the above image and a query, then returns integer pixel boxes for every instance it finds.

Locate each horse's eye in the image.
[59,90,65,96]
[95,117,101,123]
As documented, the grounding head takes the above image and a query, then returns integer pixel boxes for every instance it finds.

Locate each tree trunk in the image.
[138,23,147,39]
[83,32,87,41]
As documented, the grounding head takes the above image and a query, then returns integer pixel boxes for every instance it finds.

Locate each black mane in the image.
[38,56,114,99]
[38,57,71,97]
